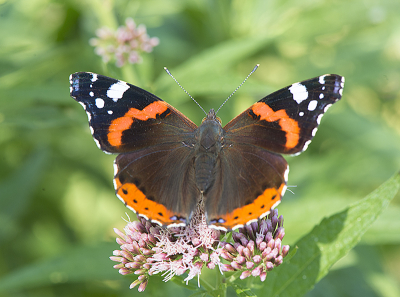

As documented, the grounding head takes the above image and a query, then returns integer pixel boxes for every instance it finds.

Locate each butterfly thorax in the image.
[194,109,224,193]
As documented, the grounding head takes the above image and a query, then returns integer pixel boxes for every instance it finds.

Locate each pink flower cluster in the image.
[110,207,289,292]
[219,209,290,281]
[110,202,222,292]
[90,18,159,67]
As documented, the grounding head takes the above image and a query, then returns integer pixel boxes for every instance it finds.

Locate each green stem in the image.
[246,275,254,289]
[90,0,118,29]
[121,63,140,85]
[215,269,227,297]
[200,277,214,292]
[216,268,222,287]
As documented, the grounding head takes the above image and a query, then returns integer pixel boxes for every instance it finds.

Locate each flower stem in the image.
[216,268,222,287]
[216,269,227,297]
[90,0,118,29]
[121,64,140,85]
[200,277,214,292]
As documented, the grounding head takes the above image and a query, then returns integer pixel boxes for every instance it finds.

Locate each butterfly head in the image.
[196,109,224,152]
[201,109,221,124]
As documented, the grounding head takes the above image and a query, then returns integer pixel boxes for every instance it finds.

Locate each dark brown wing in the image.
[114,141,199,227]
[112,101,201,227]
[205,143,288,230]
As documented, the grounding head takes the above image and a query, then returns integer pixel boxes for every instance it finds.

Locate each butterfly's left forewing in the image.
[70,72,197,154]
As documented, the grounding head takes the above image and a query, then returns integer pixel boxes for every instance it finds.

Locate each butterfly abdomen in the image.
[195,153,218,192]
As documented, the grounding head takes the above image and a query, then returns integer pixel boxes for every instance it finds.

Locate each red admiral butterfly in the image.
[70,71,344,230]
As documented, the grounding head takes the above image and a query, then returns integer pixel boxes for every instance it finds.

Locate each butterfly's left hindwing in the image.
[114,142,198,227]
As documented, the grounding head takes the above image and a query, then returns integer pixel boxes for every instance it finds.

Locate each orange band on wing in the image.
[108,101,169,147]
[114,177,178,226]
[252,102,300,149]
[213,183,285,230]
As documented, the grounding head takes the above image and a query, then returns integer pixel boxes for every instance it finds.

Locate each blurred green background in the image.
[1,0,400,296]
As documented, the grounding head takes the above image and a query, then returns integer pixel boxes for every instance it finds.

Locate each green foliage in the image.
[0,0,399,296]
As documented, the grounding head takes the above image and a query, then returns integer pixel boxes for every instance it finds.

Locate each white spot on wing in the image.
[107,81,129,101]
[166,222,187,228]
[281,166,289,196]
[271,200,281,210]
[108,110,113,114]
[303,140,312,152]
[324,104,332,112]
[319,75,326,84]
[78,101,86,109]
[95,98,105,109]
[86,111,92,121]
[137,214,165,228]
[319,93,324,99]
[126,204,138,213]
[281,185,287,196]
[116,193,131,208]
[317,114,323,125]
[209,225,228,231]
[232,224,244,231]
[245,218,259,225]
[89,91,94,97]
[259,210,271,219]
[284,165,289,183]
[91,73,98,82]
[299,111,304,117]
[289,83,308,104]
[308,100,318,111]
[312,127,318,136]
[93,137,101,150]
[113,161,118,177]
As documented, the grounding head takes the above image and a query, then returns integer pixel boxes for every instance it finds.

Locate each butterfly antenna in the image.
[164,67,207,115]
[215,64,259,115]
[286,185,297,195]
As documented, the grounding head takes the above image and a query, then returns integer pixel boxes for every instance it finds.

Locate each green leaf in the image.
[0,149,48,241]
[232,283,257,297]
[0,242,118,293]
[171,275,200,291]
[362,204,400,244]
[154,36,275,98]
[189,291,208,297]
[261,172,400,297]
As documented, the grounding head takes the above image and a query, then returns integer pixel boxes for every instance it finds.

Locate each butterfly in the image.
[70,71,344,230]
